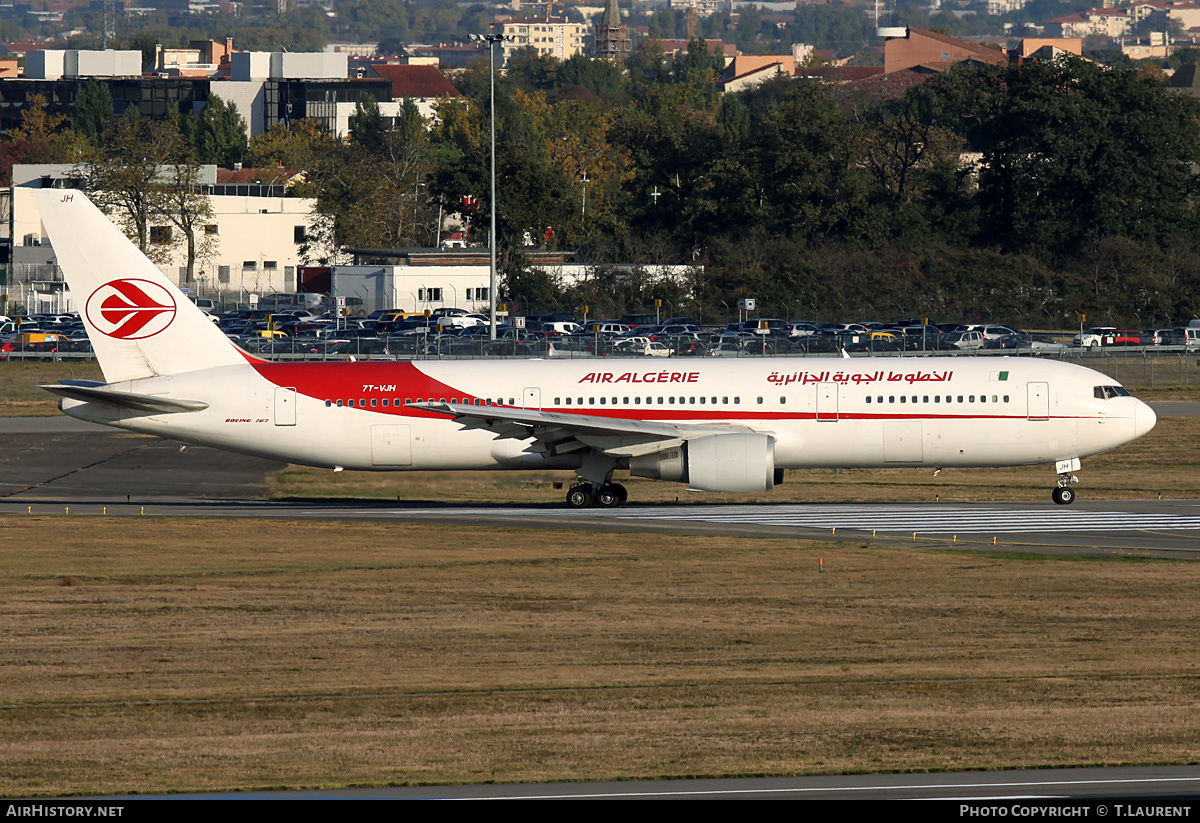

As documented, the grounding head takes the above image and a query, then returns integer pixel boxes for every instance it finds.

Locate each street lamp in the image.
[469,30,512,341]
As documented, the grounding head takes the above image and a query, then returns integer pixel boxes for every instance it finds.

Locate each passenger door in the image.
[816,382,838,422]
[1027,382,1049,421]
[274,387,297,426]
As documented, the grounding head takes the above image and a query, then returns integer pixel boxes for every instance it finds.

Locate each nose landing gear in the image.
[1052,472,1079,505]
[1051,458,1081,505]
[1052,485,1075,505]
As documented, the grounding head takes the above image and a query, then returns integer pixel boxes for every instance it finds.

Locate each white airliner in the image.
[36,190,1156,508]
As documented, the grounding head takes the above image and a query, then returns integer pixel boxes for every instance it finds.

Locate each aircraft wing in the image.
[409,401,756,458]
[42,382,210,414]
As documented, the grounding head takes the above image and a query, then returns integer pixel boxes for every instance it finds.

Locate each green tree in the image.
[752,84,865,239]
[83,112,176,257]
[958,56,1200,256]
[628,36,667,99]
[196,94,248,168]
[347,92,387,154]
[74,80,115,145]
[307,97,439,257]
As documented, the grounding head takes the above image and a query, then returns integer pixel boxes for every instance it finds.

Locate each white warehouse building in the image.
[151,195,317,300]
[331,263,698,317]
[10,165,319,307]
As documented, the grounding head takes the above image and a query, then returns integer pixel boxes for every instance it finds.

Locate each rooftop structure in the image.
[594,0,630,62]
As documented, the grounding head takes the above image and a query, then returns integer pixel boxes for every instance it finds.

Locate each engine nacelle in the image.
[629,445,687,483]
[629,433,776,492]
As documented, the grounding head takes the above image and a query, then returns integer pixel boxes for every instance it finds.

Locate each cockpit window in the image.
[1094,385,1131,400]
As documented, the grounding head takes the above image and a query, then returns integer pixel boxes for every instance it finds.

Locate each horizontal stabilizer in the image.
[41,383,209,414]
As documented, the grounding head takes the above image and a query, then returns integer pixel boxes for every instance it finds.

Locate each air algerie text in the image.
[579,371,699,384]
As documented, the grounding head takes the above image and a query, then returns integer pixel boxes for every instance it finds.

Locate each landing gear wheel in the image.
[1052,486,1075,505]
[595,484,623,508]
[612,483,628,504]
[566,484,594,509]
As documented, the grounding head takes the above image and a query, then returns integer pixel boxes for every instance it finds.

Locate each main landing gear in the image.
[566,482,628,509]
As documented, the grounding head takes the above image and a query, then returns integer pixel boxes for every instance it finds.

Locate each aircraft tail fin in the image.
[32,190,247,383]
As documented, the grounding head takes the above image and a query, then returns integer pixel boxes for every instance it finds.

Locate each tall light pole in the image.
[469,31,511,340]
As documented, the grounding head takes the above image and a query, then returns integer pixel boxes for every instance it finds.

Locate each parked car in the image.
[942,330,985,350]
[1099,330,1146,346]
[1074,327,1117,348]
[982,333,1030,350]
[1028,333,1069,353]
[1162,328,1200,349]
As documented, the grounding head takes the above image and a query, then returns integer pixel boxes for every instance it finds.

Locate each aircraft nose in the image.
[1134,400,1157,439]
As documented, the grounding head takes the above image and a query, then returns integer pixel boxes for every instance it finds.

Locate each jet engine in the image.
[629,433,776,492]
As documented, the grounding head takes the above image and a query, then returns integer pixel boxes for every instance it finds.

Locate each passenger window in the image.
[565,397,571,405]
[371,398,378,407]
[757,397,763,404]
[866,396,872,404]
[326,400,332,407]
[359,399,366,407]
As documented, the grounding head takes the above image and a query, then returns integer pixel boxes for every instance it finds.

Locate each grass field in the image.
[3,359,1199,796]
[3,519,1200,796]
[0,361,103,417]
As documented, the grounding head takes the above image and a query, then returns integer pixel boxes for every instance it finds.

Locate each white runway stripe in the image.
[364,504,1200,534]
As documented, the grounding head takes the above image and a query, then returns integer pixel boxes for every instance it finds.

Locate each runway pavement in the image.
[3,417,1200,556]
[125,764,1200,800]
[8,416,1200,802]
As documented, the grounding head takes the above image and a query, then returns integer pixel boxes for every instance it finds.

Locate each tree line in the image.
[7,44,1200,328]
[252,46,1200,327]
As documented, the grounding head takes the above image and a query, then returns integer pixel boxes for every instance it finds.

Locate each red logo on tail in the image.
[85,279,177,340]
